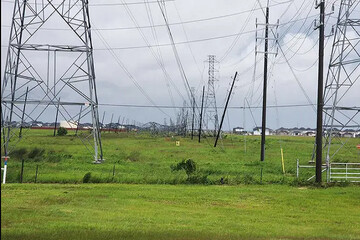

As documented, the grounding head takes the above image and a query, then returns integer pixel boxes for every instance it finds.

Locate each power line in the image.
[97,102,316,109]
[0,28,263,51]
[0,1,299,31]
[0,0,174,6]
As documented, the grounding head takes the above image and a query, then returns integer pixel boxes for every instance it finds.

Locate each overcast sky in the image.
[1,0,359,131]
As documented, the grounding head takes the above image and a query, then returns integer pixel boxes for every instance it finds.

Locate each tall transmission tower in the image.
[322,0,360,181]
[205,55,219,136]
[1,0,104,163]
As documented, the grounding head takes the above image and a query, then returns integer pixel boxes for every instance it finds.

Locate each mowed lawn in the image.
[2,184,360,240]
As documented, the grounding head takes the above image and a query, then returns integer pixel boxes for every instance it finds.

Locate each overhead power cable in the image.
[0,28,264,51]
[0,0,175,6]
[1,1,304,32]
[97,102,316,109]
[90,24,172,117]
[256,0,317,112]
[119,0,187,102]
[156,0,193,104]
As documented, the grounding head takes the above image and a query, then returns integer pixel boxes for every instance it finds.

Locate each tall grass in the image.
[2,129,359,185]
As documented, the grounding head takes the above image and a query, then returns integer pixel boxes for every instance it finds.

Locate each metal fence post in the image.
[296,159,299,178]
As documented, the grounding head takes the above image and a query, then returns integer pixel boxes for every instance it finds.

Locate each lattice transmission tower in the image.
[205,55,219,136]
[323,0,360,180]
[1,0,103,163]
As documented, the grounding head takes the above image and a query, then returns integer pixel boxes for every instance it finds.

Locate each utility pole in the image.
[75,105,83,136]
[315,0,325,183]
[19,87,29,138]
[214,72,237,147]
[109,113,114,133]
[53,98,60,137]
[191,95,195,140]
[198,86,205,143]
[260,1,270,162]
[101,111,106,132]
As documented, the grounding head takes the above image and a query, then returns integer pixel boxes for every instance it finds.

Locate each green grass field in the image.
[2,184,360,240]
[1,130,359,239]
[2,129,360,184]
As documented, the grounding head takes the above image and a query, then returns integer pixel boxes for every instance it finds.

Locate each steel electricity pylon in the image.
[322,0,360,182]
[1,0,103,163]
[204,55,219,136]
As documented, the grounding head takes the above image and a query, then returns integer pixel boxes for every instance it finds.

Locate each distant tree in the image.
[57,127,68,136]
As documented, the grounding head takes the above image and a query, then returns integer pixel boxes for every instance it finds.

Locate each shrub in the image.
[83,172,92,183]
[171,159,197,179]
[28,147,45,160]
[11,148,27,160]
[57,127,68,136]
[187,174,209,184]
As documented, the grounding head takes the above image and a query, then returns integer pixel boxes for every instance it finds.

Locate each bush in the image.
[11,148,27,160]
[171,159,197,179]
[187,174,210,184]
[28,147,45,161]
[83,172,92,183]
[57,127,68,136]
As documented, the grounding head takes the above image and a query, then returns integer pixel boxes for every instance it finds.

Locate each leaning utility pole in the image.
[315,0,325,183]
[214,72,238,147]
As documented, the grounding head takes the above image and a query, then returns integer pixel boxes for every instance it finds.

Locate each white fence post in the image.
[296,159,299,178]
[1,156,9,184]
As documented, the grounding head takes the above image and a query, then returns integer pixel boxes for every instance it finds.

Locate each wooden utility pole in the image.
[260,1,270,162]
[53,98,60,136]
[191,96,195,140]
[75,105,83,136]
[19,87,29,138]
[198,86,205,143]
[315,0,325,183]
[214,72,237,147]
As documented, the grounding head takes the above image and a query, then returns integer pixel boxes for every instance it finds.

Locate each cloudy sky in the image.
[1,0,359,131]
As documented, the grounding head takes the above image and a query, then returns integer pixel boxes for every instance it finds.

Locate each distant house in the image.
[253,127,270,136]
[341,131,354,138]
[31,121,43,127]
[303,131,316,137]
[81,123,93,129]
[290,130,302,136]
[276,128,289,136]
[233,127,246,135]
[278,130,289,136]
[60,120,78,129]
